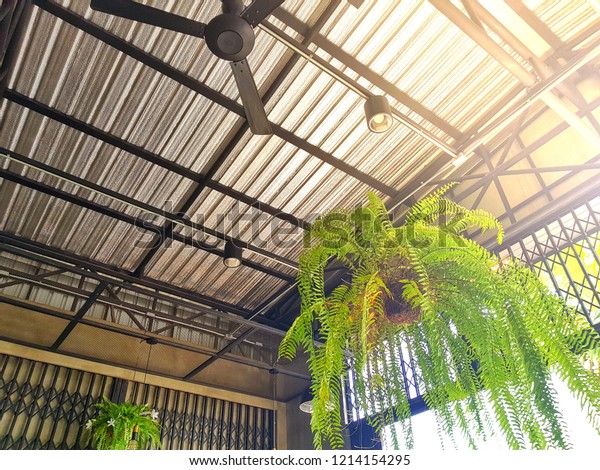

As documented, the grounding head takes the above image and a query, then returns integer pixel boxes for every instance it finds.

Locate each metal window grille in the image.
[0,354,273,450]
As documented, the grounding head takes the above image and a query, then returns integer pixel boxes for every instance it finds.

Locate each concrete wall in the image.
[285,393,314,449]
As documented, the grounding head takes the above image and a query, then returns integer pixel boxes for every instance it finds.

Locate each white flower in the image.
[107,418,116,427]
[85,419,93,430]
[150,409,159,421]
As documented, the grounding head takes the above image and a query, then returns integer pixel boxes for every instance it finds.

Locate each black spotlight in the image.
[223,240,242,268]
[364,95,393,133]
[299,388,314,414]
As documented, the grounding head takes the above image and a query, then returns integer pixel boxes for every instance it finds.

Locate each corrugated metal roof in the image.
[1,0,599,395]
[2,0,597,297]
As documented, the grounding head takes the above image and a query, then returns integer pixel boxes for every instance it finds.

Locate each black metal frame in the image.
[499,196,600,328]
[0,353,274,449]
[1,0,599,383]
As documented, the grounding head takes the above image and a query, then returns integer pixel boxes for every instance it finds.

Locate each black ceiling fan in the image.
[90,0,285,135]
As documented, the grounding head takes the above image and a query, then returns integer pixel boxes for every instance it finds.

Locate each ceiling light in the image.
[299,388,314,414]
[365,95,393,133]
[451,152,469,167]
[223,240,242,268]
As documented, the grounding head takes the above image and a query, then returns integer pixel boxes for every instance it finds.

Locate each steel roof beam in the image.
[451,96,600,200]
[0,167,295,280]
[385,45,600,213]
[0,295,310,381]
[258,20,459,158]
[0,234,294,334]
[50,281,108,350]
[430,0,600,148]
[483,152,600,249]
[0,266,66,289]
[0,263,271,346]
[1,147,298,273]
[504,0,564,50]
[3,90,306,231]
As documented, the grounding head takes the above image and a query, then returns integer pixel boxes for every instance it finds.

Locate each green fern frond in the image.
[279,189,600,450]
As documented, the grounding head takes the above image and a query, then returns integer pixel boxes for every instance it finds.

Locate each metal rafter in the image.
[475,146,516,223]
[384,40,600,215]
[1,147,298,273]
[183,279,301,378]
[504,0,564,50]
[430,0,600,148]
[257,20,459,157]
[131,0,341,278]
[0,167,295,280]
[430,95,600,195]
[0,295,310,381]
[50,280,108,350]
[0,232,263,320]
[0,262,268,347]
[32,0,397,196]
[0,231,318,338]
[3,90,306,231]
[0,266,66,288]
[484,152,600,250]
[468,118,597,196]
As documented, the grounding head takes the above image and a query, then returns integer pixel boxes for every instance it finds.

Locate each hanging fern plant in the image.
[81,397,162,450]
[279,186,600,449]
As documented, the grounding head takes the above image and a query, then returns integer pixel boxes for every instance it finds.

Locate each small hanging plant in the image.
[279,186,600,449]
[81,397,162,450]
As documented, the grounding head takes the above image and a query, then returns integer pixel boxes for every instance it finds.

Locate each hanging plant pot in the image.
[279,186,600,450]
[81,398,162,450]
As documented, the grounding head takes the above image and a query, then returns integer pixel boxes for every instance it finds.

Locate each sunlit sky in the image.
[383,374,600,450]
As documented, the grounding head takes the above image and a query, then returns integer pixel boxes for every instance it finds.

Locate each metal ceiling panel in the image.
[0,180,150,270]
[1,102,193,214]
[145,240,288,309]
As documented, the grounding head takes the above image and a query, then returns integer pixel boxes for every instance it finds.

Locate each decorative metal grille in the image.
[499,196,600,326]
[0,354,112,449]
[0,354,274,450]
[128,381,274,450]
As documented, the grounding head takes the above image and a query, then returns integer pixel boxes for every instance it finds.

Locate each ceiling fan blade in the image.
[241,0,285,27]
[90,0,206,38]
[230,60,272,135]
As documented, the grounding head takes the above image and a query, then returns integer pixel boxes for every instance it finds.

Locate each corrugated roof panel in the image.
[1,103,194,215]
[10,8,241,175]
[223,139,380,219]
[170,187,300,275]
[313,0,523,135]
[145,240,288,309]
[525,0,598,43]
[0,181,149,270]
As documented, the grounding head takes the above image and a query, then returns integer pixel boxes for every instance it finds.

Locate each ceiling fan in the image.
[90,0,285,135]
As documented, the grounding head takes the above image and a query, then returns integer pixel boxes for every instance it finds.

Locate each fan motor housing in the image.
[205,14,255,61]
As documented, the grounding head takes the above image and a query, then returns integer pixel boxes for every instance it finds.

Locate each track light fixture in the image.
[299,388,314,414]
[223,240,242,268]
[451,152,469,167]
[364,95,393,133]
